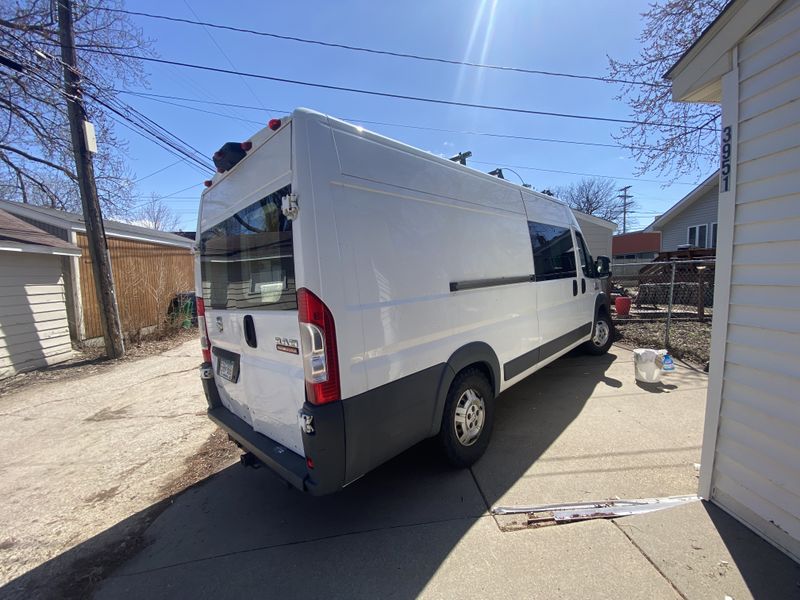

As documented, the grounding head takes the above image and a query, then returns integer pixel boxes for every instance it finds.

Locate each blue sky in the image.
[115,0,718,231]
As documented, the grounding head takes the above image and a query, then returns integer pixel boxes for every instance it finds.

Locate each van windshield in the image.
[200,184,297,311]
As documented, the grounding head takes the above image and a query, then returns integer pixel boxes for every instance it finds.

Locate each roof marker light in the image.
[240,141,252,151]
[268,119,282,131]
[203,180,212,188]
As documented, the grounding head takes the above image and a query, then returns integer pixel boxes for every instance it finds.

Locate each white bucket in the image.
[634,348,666,383]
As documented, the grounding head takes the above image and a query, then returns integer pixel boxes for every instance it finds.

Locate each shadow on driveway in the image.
[3,351,657,599]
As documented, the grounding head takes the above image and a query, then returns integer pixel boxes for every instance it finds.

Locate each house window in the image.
[711,222,718,248]
[688,224,708,248]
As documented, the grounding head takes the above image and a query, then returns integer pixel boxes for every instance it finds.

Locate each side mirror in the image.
[595,256,611,277]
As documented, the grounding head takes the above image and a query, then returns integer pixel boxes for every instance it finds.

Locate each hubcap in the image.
[454,388,485,447]
[593,320,610,347]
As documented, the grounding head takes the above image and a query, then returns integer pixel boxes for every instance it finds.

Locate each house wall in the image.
[76,234,195,340]
[655,183,720,250]
[0,253,73,379]
[573,214,613,258]
[703,0,800,562]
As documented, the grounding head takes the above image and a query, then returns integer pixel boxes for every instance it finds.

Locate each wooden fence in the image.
[77,234,194,339]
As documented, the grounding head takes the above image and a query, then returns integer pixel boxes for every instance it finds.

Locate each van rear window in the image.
[200,184,296,311]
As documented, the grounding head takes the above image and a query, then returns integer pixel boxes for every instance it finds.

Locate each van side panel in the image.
[329,124,540,482]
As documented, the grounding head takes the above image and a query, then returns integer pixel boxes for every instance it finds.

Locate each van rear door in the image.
[199,181,305,456]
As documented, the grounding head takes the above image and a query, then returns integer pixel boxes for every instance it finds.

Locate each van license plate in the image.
[218,357,235,382]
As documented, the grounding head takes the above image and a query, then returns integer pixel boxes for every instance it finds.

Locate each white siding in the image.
[573,212,614,258]
[711,0,800,561]
[0,253,73,379]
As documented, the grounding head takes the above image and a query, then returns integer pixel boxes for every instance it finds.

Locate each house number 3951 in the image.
[720,126,732,192]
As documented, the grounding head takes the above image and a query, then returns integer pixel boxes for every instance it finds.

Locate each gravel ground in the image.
[0,328,200,396]
[614,320,712,367]
[0,337,239,600]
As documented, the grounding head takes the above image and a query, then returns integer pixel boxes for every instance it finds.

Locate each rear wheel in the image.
[584,311,613,355]
[439,368,494,468]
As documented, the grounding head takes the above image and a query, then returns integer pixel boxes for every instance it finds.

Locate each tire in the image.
[439,368,494,468]
[584,311,614,355]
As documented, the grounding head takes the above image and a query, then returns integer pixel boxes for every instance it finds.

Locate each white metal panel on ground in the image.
[709,0,800,562]
[0,253,73,379]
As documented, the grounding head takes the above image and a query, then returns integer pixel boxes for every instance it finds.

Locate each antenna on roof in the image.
[449,151,472,165]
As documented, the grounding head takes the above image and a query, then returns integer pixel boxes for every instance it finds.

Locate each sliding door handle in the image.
[581,279,586,294]
[572,280,578,296]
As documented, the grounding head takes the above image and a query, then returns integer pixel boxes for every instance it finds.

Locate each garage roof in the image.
[0,200,195,249]
[0,208,82,257]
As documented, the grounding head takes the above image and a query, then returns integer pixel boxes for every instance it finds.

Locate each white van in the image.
[196,108,613,495]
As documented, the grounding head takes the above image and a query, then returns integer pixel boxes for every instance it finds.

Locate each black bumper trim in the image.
[208,405,308,491]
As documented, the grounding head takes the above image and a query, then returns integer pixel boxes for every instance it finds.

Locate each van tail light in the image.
[197,297,212,363]
[297,288,340,405]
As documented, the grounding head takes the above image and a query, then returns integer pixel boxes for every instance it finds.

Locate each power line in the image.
[79,48,714,131]
[133,159,184,182]
[90,5,668,88]
[470,160,708,186]
[121,90,717,157]
[84,89,212,171]
[181,0,271,114]
[3,45,214,173]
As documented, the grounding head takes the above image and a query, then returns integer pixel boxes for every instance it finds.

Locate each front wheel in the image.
[584,311,614,355]
[439,368,494,468]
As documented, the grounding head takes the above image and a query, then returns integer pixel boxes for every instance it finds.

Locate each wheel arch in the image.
[593,292,610,337]
[429,342,501,436]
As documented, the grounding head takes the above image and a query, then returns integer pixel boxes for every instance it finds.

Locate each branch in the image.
[0,143,77,180]
[0,18,51,34]
[0,152,59,208]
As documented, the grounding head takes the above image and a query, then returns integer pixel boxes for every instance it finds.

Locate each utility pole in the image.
[618,185,633,234]
[57,0,124,358]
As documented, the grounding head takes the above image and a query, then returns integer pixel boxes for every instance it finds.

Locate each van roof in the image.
[292,108,570,209]
[202,107,571,217]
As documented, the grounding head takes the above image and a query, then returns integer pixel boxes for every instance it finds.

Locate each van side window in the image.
[575,231,593,278]
[528,221,577,280]
[200,184,297,311]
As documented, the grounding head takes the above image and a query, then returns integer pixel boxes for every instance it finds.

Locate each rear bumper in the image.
[201,367,346,496]
[207,404,308,490]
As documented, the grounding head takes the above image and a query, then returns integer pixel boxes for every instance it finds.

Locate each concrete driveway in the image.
[89,347,717,599]
[6,346,798,599]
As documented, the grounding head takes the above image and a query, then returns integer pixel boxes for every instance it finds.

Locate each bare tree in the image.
[557,177,634,225]
[608,0,728,180]
[0,0,151,219]
[133,194,179,232]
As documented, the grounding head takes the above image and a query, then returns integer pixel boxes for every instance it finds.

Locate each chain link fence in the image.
[610,259,715,362]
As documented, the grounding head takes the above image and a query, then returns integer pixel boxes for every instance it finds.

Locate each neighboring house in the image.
[0,208,82,379]
[645,171,720,251]
[571,210,616,258]
[667,0,800,561]
[0,200,196,344]
[611,231,662,260]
